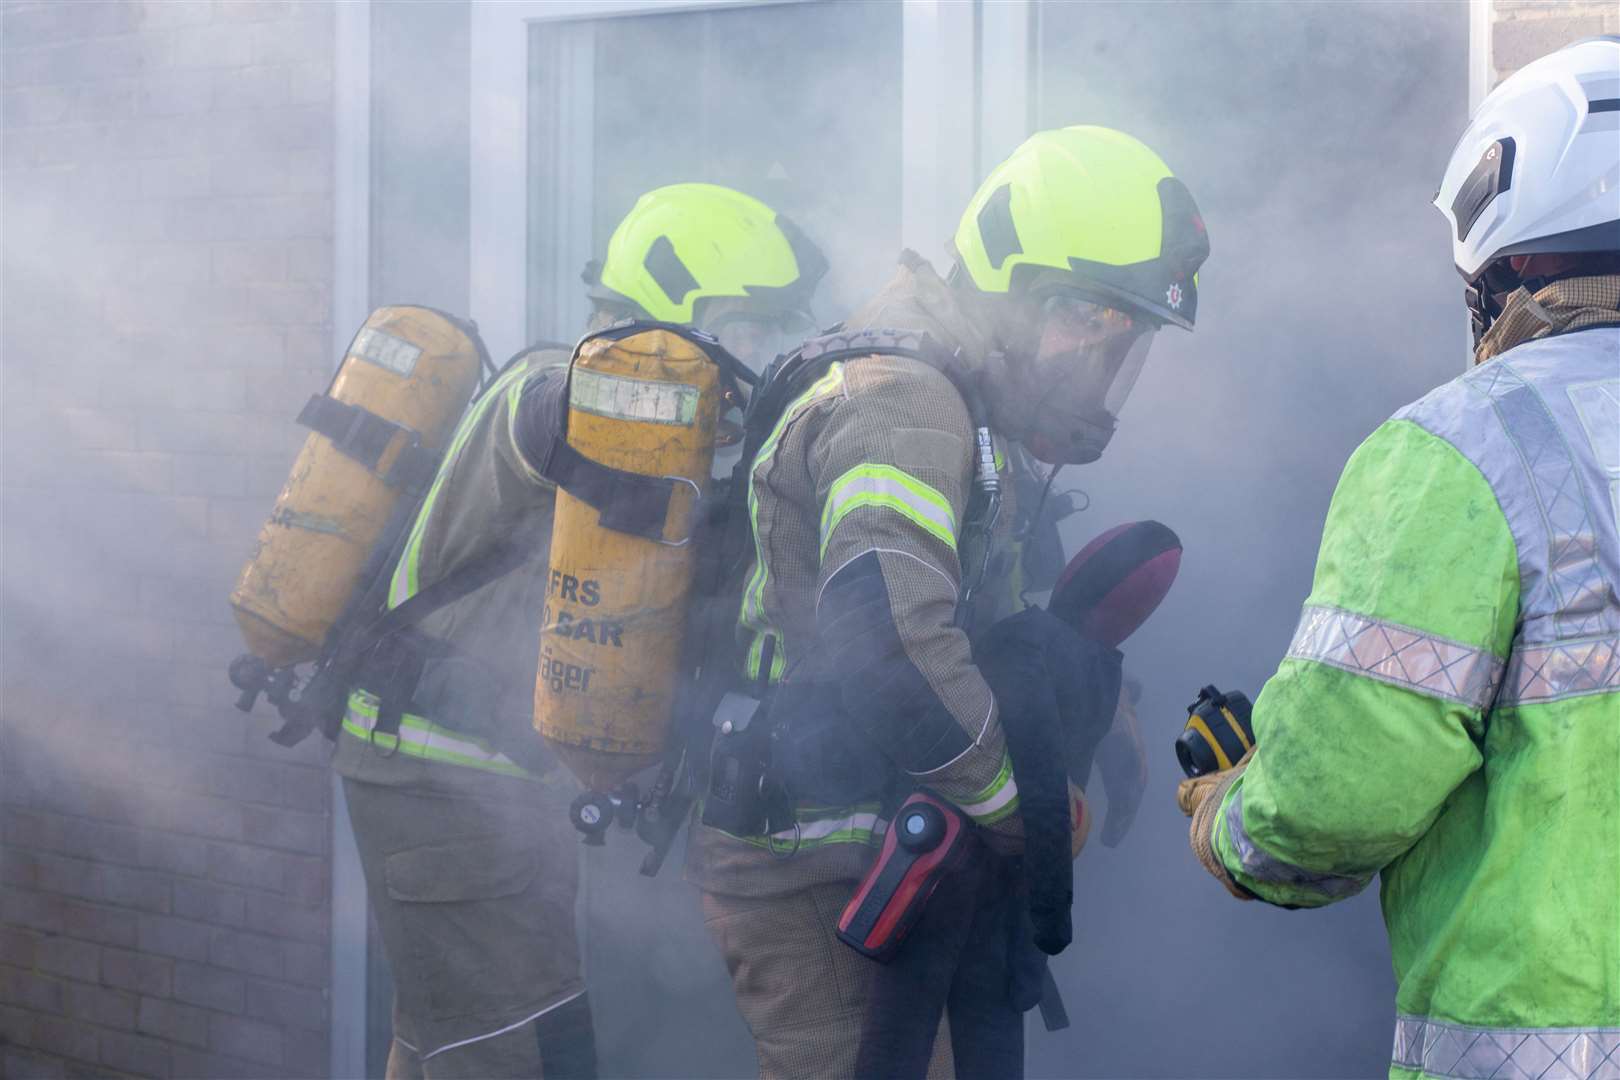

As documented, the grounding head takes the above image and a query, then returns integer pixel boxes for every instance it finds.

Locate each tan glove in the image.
[1177,748,1254,901]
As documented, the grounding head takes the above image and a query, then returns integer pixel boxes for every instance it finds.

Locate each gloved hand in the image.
[1093,679,1146,847]
[1176,748,1253,901]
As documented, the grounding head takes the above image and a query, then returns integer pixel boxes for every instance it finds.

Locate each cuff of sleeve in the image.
[933,747,1020,827]
[1211,775,1373,909]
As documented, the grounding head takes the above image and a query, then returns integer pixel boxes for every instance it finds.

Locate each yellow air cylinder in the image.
[230,307,482,669]
[536,328,721,793]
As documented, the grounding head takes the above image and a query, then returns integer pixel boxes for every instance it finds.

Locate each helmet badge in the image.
[1165,282,1184,310]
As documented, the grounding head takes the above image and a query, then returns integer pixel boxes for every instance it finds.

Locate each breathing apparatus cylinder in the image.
[229,307,482,669]
[536,328,721,795]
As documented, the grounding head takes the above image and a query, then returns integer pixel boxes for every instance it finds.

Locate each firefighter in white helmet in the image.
[1179,37,1619,1079]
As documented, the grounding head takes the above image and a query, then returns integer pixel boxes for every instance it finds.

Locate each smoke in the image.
[1,0,1469,1077]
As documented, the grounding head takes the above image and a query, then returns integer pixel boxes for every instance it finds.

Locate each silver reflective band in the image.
[1498,633,1620,706]
[570,368,700,426]
[352,326,423,376]
[1469,361,1615,640]
[1223,789,1370,899]
[1392,1016,1620,1079]
[1288,604,1504,711]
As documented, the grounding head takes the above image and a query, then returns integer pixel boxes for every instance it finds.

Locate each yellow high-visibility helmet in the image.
[587,183,828,326]
[952,126,1209,329]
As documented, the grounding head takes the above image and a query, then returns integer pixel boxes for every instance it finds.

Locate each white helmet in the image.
[1434,35,1620,338]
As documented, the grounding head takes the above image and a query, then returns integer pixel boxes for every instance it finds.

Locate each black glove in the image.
[973,607,1077,955]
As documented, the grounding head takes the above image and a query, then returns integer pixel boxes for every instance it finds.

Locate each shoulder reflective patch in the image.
[1567,378,1619,531]
[1498,632,1620,706]
[819,464,957,558]
[569,368,699,426]
[351,327,424,377]
[1392,1016,1620,1079]
[1469,360,1615,638]
[1224,788,1370,899]
[1287,604,1504,711]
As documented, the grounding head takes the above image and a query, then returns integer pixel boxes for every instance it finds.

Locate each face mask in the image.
[1017,296,1156,464]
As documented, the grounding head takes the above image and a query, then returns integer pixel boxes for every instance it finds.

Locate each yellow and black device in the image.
[1175,685,1255,777]
[227,306,487,743]
[532,321,752,847]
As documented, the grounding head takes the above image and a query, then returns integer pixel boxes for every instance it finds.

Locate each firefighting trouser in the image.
[343,775,594,1079]
[701,880,954,1079]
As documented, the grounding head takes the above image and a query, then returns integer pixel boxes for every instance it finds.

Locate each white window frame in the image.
[468,0,1032,362]
[331,4,372,1078]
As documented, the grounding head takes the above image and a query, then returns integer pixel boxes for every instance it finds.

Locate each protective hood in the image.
[1475,273,1620,362]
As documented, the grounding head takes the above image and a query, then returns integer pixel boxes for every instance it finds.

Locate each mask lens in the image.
[1102,328,1156,416]
[1035,296,1155,414]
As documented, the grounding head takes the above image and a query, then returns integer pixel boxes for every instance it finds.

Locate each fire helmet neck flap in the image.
[950,126,1210,464]
[583,182,829,371]
[1433,36,1620,345]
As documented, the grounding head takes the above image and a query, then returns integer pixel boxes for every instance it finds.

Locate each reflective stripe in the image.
[1391,1015,1620,1079]
[1223,788,1371,899]
[342,693,534,779]
[391,363,534,607]
[955,751,1020,825]
[420,991,586,1061]
[505,365,561,486]
[1498,632,1620,706]
[739,363,846,682]
[730,806,887,851]
[1287,604,1504,711]
[819,465,956,558]
[1466,359,1616,639]
[569,368,700,425]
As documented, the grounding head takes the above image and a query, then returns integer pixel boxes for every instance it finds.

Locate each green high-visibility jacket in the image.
[1209,327,1619,1078]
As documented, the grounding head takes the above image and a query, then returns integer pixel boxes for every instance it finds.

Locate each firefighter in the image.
[334,182,825,1079]
[1179,37,1620,1079]
[688,126,1210,1078]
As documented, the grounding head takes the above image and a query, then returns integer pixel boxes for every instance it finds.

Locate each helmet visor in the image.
[1018,296,1156,464]
[1036,295,1157,416]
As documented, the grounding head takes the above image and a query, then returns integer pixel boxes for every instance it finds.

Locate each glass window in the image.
[527,1,903,343]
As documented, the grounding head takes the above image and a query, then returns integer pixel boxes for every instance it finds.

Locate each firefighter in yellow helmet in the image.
[687,127,1210,1078]
[333,183,826,1079]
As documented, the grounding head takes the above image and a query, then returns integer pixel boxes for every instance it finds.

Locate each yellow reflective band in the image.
[391,363,533,607]
[343,693,536,779]
[737,363,846,677]
[722,804,887,851]
[1186,713,1232,770]
[957,751,1020,825]
[743,633,787,684]
[819,465,957,559]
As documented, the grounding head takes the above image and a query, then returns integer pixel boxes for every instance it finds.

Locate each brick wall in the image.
[1490,0,1619,82]
[1,2,337,1077]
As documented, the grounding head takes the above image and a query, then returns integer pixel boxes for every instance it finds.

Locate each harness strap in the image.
[296,393,405,471]
[339,539,532,737]
[538,437,683,543]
